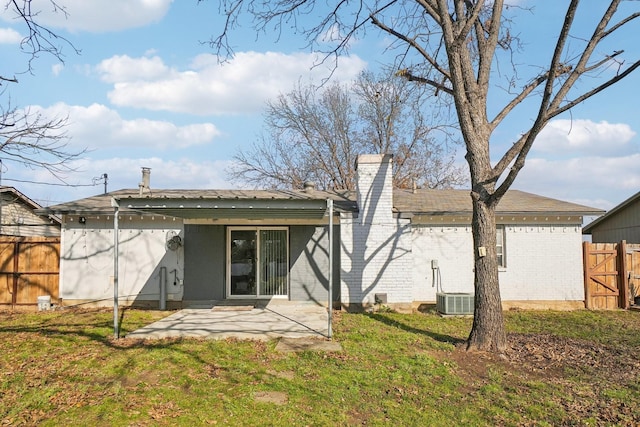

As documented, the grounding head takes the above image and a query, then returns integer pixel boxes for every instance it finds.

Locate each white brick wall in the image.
[412,225,475,301]
[341,213,413,304]
[356,154,393,225]
[498,225,584,301]
[342,154,414,305]
[410,224,585,303]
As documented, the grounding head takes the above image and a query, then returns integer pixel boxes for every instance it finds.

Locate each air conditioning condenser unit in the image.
[436,292,474,315]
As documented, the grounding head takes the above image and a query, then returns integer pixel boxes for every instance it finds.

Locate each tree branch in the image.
[395,69,453,95]
[370,12,452,82]
[491,0,580,202]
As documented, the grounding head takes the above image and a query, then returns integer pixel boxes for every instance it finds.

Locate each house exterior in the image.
[42,155,603,311]
[0,186,60,237]
[42,186,348,309]
[583,190,640,243]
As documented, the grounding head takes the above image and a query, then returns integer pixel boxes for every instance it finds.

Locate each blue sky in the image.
[0,0,638,213]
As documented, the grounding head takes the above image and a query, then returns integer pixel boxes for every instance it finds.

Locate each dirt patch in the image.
[275,337,343,352]
[267,369,295,380]
[253,391,288,405]
[505,332,640,383]
[437,332,640,425]
[118,370,164,388]
[441,332,640,384]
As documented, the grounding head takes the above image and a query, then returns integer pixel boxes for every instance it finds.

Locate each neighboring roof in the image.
[583,190,640,234]
[394,189,605,216]
[2,186,44,211]
[1,186,62,225]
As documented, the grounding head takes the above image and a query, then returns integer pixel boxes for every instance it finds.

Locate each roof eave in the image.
[583,191,640,233]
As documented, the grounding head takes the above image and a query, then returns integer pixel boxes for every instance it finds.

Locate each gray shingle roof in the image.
[394,189,604,215]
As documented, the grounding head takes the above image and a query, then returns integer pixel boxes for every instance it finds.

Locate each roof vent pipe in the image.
[303,181,316,193]
[139,167,151,196]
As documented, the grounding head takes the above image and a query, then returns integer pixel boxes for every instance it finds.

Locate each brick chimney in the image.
[139,167,151,196]
[356,154,393,224]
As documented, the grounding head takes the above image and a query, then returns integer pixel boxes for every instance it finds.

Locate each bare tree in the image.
[213,0,640,353]
[227,70,465,190]
[1,0,84,178]
[0,103,80,175]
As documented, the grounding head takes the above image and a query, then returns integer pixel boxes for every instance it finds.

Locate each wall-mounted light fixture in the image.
[79,216,87,224]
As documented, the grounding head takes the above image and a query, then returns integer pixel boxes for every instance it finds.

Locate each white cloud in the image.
[11,0,173,33]
[35,102,222,150]
[51,63,64,76]
[514,154,640,210]
[0,27,21,44]
[14,156,235,206]
[96,51,368,115]
[533,119,637,157]
[96,55,172,83]
[68,156,235,192]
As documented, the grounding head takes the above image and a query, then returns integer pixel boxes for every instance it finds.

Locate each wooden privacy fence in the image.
[583,241,640,309]
[0,236,60,308]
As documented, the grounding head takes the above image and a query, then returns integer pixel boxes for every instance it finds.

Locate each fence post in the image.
[583,241,591,309]
[618,240,629,309]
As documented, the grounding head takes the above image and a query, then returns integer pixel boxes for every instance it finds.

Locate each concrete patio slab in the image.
[125,300,330,341]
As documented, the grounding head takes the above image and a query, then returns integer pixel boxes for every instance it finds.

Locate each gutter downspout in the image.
[111,197,120,339]
[159,266,167,311]
[327,198,333,339]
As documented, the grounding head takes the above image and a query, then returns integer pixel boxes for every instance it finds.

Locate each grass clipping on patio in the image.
[1,307,639,426]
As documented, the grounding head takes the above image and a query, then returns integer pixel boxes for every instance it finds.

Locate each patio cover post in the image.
[327,198,333,339]
[111,197,120,339]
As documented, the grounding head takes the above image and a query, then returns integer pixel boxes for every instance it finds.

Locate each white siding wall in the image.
[60,215,184,305]
[411,224,585,303]
[0,199,60,237]
[590,197,640,243]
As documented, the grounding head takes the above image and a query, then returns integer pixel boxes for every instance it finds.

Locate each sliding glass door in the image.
[259,229,288,296]
[228,227,288,298]
[229,229,257,296]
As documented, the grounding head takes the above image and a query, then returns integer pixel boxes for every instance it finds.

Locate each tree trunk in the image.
[467,196,507,353]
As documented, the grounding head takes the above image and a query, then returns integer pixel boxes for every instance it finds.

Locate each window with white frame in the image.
[496,225,506,268]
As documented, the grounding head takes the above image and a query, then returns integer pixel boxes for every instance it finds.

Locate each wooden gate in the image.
[583,241,640,309]
[0,237,60,308]
[627,243,640,305]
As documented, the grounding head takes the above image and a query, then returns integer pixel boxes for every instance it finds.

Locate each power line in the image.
[2,177,100,188]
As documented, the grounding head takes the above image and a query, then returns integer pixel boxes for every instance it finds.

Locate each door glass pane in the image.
[259,229,288,296]
[230,230,256,295]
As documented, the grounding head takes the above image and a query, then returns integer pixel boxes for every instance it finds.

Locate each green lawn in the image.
[1,307,639,426]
